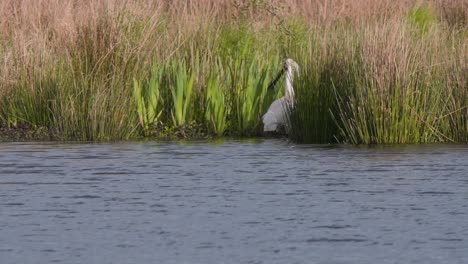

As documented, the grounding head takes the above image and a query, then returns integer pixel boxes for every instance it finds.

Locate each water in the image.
[1,140,467,264]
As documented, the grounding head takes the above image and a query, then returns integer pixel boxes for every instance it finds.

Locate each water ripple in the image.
[0,141,467,264]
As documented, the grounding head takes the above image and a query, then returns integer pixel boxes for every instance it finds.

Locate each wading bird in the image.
[262,58,299,133]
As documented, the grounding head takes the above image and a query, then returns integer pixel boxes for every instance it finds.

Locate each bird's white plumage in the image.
[262,59,299,133]
[262,98,291,132]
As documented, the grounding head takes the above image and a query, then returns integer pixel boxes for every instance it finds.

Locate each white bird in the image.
[262,58,299,133]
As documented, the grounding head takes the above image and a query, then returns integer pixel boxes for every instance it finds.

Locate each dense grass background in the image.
[0,0,466,143]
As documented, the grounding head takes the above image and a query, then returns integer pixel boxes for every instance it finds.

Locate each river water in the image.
[0,140,467,264]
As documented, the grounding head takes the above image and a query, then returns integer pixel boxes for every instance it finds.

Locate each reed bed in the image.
[0,0,466,143]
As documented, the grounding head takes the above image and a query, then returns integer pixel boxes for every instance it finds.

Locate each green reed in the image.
[228,57,280,135]
[169,61,195,127]
[134,64,163,134]
[289,20,466,144]
[205,69,227,136]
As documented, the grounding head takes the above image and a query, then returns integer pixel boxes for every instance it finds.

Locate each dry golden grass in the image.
[1,0,465,34]
[0,0,465,90]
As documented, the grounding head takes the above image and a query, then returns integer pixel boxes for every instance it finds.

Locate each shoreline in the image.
[0,125,232,142]
[1,126,465,144]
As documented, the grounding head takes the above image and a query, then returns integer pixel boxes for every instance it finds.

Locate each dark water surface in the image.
[1,140,467,264]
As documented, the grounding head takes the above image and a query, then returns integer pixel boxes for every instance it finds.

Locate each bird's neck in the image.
[285,69,295,101]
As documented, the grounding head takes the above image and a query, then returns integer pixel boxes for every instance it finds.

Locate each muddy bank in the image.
[0,125,61,142]
[0,123,217,142]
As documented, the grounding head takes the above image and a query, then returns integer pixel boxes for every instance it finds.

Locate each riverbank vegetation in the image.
[0,0,466,143]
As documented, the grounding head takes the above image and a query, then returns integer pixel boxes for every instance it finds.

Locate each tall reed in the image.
[134,65,163,134]
[0,0,465,143]
[205,69,227,136]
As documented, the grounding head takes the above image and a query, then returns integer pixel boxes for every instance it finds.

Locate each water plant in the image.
[169,61,195,127]
[205,70,228,136]
[223,56,281,135]
[134,65,163,134]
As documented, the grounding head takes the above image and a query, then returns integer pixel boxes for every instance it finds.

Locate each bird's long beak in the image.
[267,68,285,91]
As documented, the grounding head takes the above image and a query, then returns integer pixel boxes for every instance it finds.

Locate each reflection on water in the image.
[1,140,468,264]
